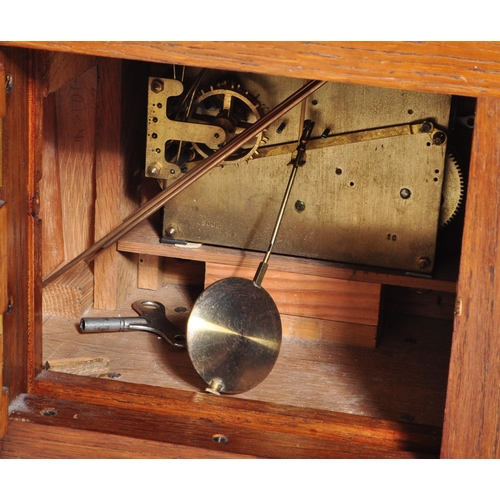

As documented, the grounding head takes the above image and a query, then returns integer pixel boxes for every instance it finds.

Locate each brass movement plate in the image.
[146,70,451,273]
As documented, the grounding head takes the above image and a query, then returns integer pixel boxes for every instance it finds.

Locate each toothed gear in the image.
[440,153,464,226]
[189,82,266,164]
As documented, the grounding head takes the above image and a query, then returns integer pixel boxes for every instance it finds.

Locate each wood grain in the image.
[382,286,456,320]
[93,59,142,310]
[0,54,5,118]
[4,42,500,98]
[39,92,65,278]
[44,51,99,95]
[45,356,110,377]
[0,387,7,440]
[441,97,500,458]
[42,283,452,428]
[1,419,250,458]
[0,183,6,317]
[55,66,97,261]
[0,47,33,400]
[206,261,380,326]
[26,376,442,458]
[280,313,377,346]
[137,254,159,290]
[42,261,93,318]
[118,220,457,292]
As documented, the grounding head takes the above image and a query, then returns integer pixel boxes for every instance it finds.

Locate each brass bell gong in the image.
[187,121,315,394]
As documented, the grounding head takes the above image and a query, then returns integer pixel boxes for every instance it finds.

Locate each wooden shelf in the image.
[42,283,452,433]
[118,219,458,293]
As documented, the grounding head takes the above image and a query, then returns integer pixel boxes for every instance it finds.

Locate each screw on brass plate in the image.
[420,122,432,133]
[433,132,446,146]
[151,79,164,93]
[212,434,229,444]
[276,122,286,134]
[40,408,58,417]
[166,226,177,237]
[417,257,431,270]
[295,200,306,212]
[400,188,411,199]
[147,164,160,177]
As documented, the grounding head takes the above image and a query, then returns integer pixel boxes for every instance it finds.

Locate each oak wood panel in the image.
[0,55,4,118]
[42,261,93,318]
[159,256,205,286]
[441,97,500,458]
[43,280,451,425]
[30,51,46,390]
[282,315,377,346]
[56,66,97,262]
[1,47,34,400]
[118,220,457,292]
[137,253,159,290]
[0,180,6,316]
[43,51,99,96]
[0,202,5,437]
[93,59,143,309]
[0,418,250,458]
[3,42,500,98]
[39,92,65,278]
[205,262,381,326]
[29,374,441,457]
[0,88,6,435]
[40,52,100,277]
[0,387,7,439]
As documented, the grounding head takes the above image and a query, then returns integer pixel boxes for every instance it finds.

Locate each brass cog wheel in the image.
[189,82,266,164]
[440,153,465,226]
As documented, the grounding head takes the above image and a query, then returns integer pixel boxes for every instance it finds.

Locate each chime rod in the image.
[43,79,326,288]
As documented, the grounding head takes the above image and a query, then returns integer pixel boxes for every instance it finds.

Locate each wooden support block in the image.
[205,262,381,347]
[40,92,65,279]
[42,261,93,318]
[137,254,159,290]
[206,262,381,325]
[93,59,142,310]
[55,66,97,263]
[159,257,205,286]
[281,314,377,347]
[382,285,456,320]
